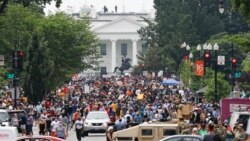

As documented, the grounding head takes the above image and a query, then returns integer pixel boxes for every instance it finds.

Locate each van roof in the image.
[232,112,250,114]
[139,123,178,127]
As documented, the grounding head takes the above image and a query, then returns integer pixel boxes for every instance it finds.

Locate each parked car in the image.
[12,135,66,141]
[0,109,10,126]
[83,111,111,135]
[159,135,203,141]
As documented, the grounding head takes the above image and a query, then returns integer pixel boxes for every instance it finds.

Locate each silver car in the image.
[159,135,204,141]
[84,111,111,135]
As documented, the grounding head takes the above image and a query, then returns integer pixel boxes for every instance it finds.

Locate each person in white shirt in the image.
[51,118,60,136]
[124,111,133,124]
[75,117,84,141]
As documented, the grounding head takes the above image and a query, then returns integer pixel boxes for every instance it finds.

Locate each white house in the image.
[72,6,155,75]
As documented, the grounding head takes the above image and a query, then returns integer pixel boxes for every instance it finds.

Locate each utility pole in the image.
[231,43,235,94]
[13,50,18,109]
[214,50,218,101]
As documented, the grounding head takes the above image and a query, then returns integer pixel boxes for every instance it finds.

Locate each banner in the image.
[195,60,204,76]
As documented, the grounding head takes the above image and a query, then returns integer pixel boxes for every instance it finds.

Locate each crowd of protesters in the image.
[0,74,250,141]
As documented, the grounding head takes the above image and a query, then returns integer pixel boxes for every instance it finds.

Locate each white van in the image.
[0,109,10,127]
[0,127,18,141]
[229,112,250,131]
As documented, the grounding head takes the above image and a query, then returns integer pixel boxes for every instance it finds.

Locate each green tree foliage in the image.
[0,5,98,103]
[232,0,250,24]
[22,32,54,104]
[204,71,231,102]
[139,0,248,73]
[242,55,250,72]
[0,0,62,14]
[0,67,8,87]
[179,60,192,87]
[40,13,99,88]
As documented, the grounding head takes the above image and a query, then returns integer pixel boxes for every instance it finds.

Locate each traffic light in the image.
[12,51,24,72]
[17,51,24,72]
[204,51,211,67]
[231,58,237,70]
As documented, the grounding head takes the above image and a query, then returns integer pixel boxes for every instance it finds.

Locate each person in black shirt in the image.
[204,124,221,141]
[20,114,27,135]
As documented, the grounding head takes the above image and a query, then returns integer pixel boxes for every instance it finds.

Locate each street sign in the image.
[0,55,4,66]
[234,72,241,78]
[217,55,225,65]
[195,60,204,76]
[6,73,14,79]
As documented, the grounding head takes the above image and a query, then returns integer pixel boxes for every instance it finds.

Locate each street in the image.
[67,132,106,141]
[32,125,106,141]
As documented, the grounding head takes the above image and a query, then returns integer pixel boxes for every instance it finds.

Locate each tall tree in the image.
[22,31,54,104]
[41,13,99,88]
[232,0,250,24]
[0,0,62,14]
[0,5,99,101]
[138,0,248,73]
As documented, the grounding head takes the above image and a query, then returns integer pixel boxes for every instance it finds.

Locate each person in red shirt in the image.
[45,99,51,110]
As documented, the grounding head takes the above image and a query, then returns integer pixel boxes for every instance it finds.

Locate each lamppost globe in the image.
[197,44,201,50]
[219,7,224,14]
[181,42,187,48]
[213,43,219,50]
[207,43,213,50]
[203,43,208,50]
[189,53,193,59]
[186,45,190,51]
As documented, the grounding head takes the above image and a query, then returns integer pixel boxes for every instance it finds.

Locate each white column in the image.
[111,39,117,72]
[132,39,138,66]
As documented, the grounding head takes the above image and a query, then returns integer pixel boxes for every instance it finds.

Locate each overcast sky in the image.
[45,0,154,14]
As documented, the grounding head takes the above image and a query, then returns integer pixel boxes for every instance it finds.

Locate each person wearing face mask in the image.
[56,121,67,139]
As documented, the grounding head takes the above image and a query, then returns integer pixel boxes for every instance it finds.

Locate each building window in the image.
[121,43,127,56]
[100,44,107,55]
[100,67,107,74]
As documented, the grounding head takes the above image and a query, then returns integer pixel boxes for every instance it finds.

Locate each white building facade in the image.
[73,7,155,75]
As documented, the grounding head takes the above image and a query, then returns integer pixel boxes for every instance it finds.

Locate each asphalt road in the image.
[67,131,106,141]
[32,125,106,141]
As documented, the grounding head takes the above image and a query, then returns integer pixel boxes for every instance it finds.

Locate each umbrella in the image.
[162,79,180,85]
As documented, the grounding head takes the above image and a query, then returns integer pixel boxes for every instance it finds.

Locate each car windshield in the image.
[0,112,8,121]
[86,112,109,120]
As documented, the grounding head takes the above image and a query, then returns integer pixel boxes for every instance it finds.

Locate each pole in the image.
[231,43,234,94]
[14,50,17,109]
[214,50,218,101]
[199,50,201,60]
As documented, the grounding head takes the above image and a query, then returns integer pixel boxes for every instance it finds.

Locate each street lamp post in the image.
[213,43,219,101]
[219,0,224,14]
[197,44,201,59]
[188,52,193,86]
